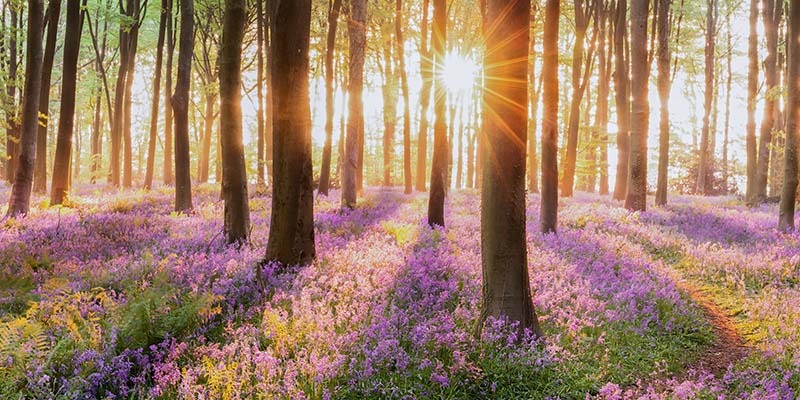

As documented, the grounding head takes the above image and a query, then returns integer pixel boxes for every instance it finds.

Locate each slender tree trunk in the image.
[173,0,193,211]
[396,0,412,194]
[380,34,397,187]
[255,0,266,189]
[5,9,19,183]
[746,0,759,204]
[595,2,611,196]
[265,0,315,266]
[144,0,168,190]
[91,90,102,183]
[110,4,130,186]
[540,0,559,233]
[342,0,366,208]
[163,0,174,185]
[778,0,799,230]
[528,30,541,194]
[219,0,249,243]
[612,0,630,200]
[7,0,43,216]
[756,0,780,201]
[264,2,273,186]
[624,0,649,211]
[722,7,731,194]
[50,0,82,205]
[34,0,61,193]
[477,0,542,340]
[655,0,671,205]
[122,3,140,188]
[427,0,447,227]
[697,0,716,195]
[416,0,430,192]
[197,92,215,183]
[318,0,342,196]
[456,99,464,189]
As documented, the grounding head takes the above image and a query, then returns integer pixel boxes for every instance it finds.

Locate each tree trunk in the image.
[318,0,342,196]
[528,37,541,194]
[595,2,611,196]
[5,9,18,183]
[778,0,799,230]
[416,0,430,192]
[655,0,671,205]
[173,0,193,212]
[7,0,43,217]
[722,7,732,194]
[264,2,273,186]
[561,0,593,197]
[696,0,716,195]
[477,0,542,340]
[219,0,250,243]
[380,32,397,187]
[197,92,215,183]
[746,0,759,204]
[396,0,412,194]
[34,0,61,194]
[427,0,447,227]
[255,0,266,189]
[540,0,559,233]
[50,0,82,205]
[624,0,649,212]
[756,0,780,202]
[144,0,168,190]
[163,0,175,185]
[265,0,316,266]
[612,0,630,200]
[122,3,140,189]
[342,0,366,208]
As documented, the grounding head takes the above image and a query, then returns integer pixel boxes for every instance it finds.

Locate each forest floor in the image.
[0,183,798,399]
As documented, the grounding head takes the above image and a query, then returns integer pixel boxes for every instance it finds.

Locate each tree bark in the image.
[655,0,671,205]
[396,0,412,194]
[219,0,249,243]
[122,2,140,188]
[624,0,649,212]
[778,0,799,230]
[318,0,342,196]
[427,0,447,227]
[50,0,83,205]
[34,0,61,194]
[540,0,559,233]
[342,0,366,208]
[380,29,397,187]
[144,0,168,190]
[696,0,716,195]
[5,9,18,183]
[416,0,430,192]
[173,0,193,212]
[477,0,542,340]
[595,1,612,196]
[265,0,316,266]
[7,0,43,217]
[255,0,266,189]
[163,0,175,185]
[197,91,216,183]
[612,0,630,200]
[756,0,780,202]
[528,27,541,194]
[745,0,759,204]
[722,6,732,194]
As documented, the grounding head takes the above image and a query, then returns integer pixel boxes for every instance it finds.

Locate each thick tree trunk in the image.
[173,0,193,212]
[34,0,61,194]
[624,0,649,212]
[477,0,542,340]
[655,0,671,206]
[265,0,316,266]
[396,0,412,194]
[219,0,250,243]
[756,0,780,202]
[612,0,630,200]
[778,0,799,230]
[427,0,447,227]
[144,0,168,190]
[50,0,82,205]
[318,0,342,196]
[7,0,43,217]
[5,9,18,183]
[163,0,174,185]
[697,0,716,195]
[342,0,366,208]
[416,0,430,192]
[540,0,559,233]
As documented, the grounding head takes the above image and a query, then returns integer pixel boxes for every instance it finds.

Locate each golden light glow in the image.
[441,52,479,94]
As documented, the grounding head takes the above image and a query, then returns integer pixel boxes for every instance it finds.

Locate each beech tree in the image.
[7,0,44,217]
[427,0,447,227]
[477,0,542,339]
[778,0,799,231]
[416,0,431,192]
[50,0,83,205]
[745,0,758,205]
[540,0,559,233]
[612,0,630,201]
[143,0,168,190]
[655,0,673,206]
[624,0,649,212]
[696,0,716,195]
[219,0,249,243]
[342,0,366,209]
[173,0,194,212]
[34,0,61,194]
[265,0,316,266]
[318,0,343,196]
